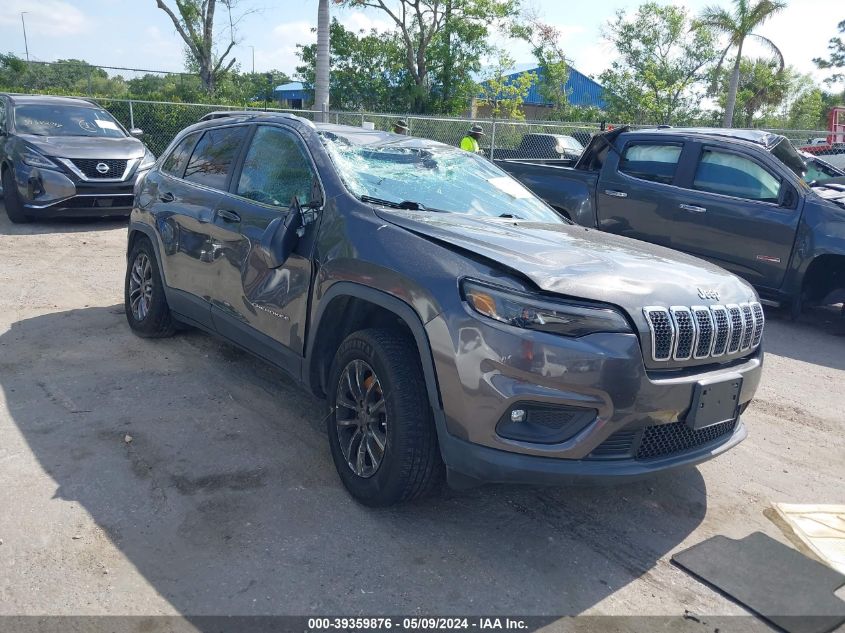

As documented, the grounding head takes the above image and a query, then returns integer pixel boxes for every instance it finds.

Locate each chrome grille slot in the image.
[711,305,730,356]
[644,302,763,363]
[692,307,715,359]
[727,304,743,354]
[670,307,696,360]
[740,303,754,351]
[643,307,674,361]
[752,303,765,347]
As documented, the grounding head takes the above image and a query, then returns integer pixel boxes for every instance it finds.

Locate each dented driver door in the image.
[208,124,319,362]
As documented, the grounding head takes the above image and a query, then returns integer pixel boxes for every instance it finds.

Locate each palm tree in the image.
[700,0,786,127]
[315,0,330,122]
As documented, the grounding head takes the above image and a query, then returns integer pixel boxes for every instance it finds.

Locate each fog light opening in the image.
[497,402,598,445]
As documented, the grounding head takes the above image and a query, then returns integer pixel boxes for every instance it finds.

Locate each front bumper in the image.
[425,309,762,484]
[440,418,747,487]
[12,161,149,217]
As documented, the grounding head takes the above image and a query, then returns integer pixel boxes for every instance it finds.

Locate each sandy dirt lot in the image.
[0,203,843,627]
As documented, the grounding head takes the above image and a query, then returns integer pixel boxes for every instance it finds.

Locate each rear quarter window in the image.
[161,132,199,178]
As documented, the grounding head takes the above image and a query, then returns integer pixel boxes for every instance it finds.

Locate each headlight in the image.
[138,148,156,170]
[20,148,59,170]
[461,279,632,337]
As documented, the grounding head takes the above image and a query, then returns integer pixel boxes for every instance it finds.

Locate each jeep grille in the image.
[643,302,764,363]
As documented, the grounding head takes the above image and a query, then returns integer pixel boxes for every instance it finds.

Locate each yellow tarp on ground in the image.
[773,503,845,575]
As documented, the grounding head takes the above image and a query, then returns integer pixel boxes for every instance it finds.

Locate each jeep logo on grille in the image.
[697,288,720,301]
[95,162,110,174]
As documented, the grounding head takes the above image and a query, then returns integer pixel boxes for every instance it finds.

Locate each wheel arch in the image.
[305,282,444,418]
[801,253,845,305]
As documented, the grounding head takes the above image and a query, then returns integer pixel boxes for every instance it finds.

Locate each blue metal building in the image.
[273,82,311,108]
[486,66,606,109]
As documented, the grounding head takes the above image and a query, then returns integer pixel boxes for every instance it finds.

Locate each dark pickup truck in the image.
[497,127,845,315]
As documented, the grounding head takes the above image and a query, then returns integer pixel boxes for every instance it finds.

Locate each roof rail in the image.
[197,110,311,124]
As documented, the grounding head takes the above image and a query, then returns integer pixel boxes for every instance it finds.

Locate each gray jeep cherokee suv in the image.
[0,94,154,222]
[125,112,764,506]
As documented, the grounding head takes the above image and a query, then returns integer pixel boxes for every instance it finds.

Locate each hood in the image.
[20,134,145,160]
[812,182,845,210]
[375,209,757,316]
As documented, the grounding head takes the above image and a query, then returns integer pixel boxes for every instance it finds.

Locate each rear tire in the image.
[1,167,32,224]
[327,328,442,506]
[125,237,175,338]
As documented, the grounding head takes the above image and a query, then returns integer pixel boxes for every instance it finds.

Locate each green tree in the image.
[814,19,845,93]
[339,0,521,113]
[478,52,535,119]
[297,19,411,112]
[788,87,826,130]
[599,3,717,125]
[526,21,571,120]
[710,57,789,127]
[153,0,251,94]
[699,0,786,127]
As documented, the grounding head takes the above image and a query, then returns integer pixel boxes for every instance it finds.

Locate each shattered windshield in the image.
[320,132,564,223]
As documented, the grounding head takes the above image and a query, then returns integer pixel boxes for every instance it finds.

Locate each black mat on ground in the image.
[672,532,845,633]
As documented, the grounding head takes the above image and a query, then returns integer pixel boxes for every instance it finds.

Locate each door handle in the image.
[679,203,707,213]
[216,208,241,223]
[604,190,628,198]
[159,191,175,203]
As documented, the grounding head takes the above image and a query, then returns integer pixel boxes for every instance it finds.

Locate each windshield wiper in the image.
[360,195,446,212]
[498,213,523,219]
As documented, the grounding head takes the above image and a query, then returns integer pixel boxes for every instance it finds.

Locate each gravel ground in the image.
[0,203,843,627]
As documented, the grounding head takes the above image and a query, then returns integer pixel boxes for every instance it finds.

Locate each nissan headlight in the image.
[138,148,156,171]
[20,148,59,170]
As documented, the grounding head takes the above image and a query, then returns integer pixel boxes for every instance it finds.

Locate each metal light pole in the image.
[249,45,255,74]
[20,12,30,63]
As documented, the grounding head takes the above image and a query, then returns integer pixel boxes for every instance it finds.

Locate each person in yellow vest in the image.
[460,124,484,153]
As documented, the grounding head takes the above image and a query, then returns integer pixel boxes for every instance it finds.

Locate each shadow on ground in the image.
[1,306,710,619]
[0,199,128,235]
[763,304,845,371]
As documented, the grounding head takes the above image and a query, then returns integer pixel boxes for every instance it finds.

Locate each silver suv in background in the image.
[0,94,155,223]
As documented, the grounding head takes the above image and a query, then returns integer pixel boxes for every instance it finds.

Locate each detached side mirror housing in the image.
[256,197,306,269]
[130,128,144,137]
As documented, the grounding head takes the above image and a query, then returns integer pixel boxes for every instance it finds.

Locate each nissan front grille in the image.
[643,303,764,362]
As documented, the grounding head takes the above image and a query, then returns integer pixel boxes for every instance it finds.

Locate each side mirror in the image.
[130,128,144,137]
[256,197,305,269]
[780,186,797,208]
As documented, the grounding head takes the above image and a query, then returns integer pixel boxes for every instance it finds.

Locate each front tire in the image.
[1,167,32,224]
[327,328,442,506]
[124,237,175,338]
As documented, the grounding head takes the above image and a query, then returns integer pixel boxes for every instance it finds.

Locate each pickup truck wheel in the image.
[327,328,442,506]
[124,237,175,338]
[2,167,32,224]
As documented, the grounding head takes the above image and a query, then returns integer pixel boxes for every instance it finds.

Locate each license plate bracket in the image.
[687,374,743,430]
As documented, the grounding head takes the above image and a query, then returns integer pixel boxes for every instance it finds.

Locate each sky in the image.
[0,0,842,89]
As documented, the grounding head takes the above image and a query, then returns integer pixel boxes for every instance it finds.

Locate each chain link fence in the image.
[5,93,843,169]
